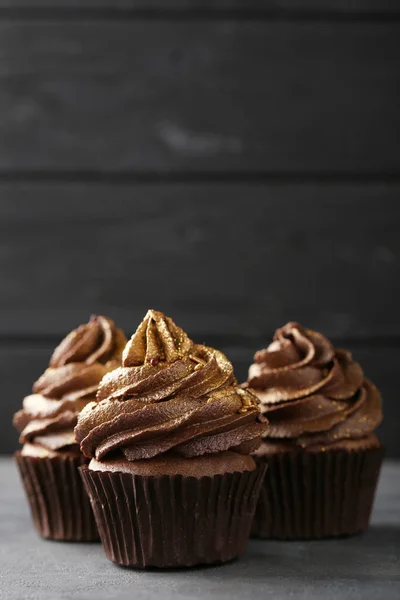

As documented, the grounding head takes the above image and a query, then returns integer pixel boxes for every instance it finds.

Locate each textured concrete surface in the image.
[1,458,399,600]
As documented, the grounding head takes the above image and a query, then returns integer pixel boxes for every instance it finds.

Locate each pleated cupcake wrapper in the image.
[80,462,267,568]
[252,445,385,540]
[15,452,99,542]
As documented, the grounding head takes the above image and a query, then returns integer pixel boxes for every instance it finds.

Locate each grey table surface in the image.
[0,458,399,600]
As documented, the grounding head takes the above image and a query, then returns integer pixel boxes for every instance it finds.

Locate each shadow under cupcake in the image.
[76,309,268,568]
[244,321,384,540]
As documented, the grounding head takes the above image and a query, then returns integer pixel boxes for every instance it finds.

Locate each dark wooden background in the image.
[1,1,399,456]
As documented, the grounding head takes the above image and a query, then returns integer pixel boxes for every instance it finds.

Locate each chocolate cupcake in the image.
[246,322,383,540]
[13,316,126,541]
[76,310,267,568]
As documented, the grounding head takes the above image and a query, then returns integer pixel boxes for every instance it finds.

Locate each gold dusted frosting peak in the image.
[76,310,268,462]
[122,309,193,367]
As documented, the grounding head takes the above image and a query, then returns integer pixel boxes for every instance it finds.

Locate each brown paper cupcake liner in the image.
[252,445,384,540]
[80,461,267,568]
[15,451,99,542]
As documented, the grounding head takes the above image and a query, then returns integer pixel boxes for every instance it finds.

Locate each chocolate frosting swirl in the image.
[246,322,382,451]
[13,316,127,452]
[75,310,267,461]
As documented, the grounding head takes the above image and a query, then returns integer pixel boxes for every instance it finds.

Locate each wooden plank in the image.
[0,186,399,339]
[2,341,399,456]
[1,21,399,173]
[0,1,398,13]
